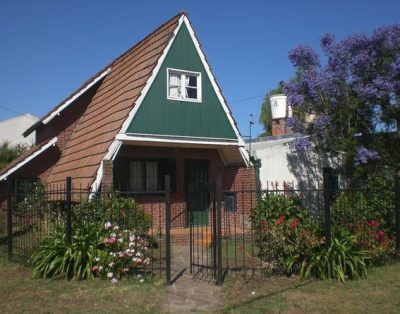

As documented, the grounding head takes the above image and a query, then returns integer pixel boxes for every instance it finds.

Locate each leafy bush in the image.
[252,192,373,281]
[332,189,396,263]
[31,195,154,282]
[73,195,151,234]
[252,193,323,275]
[300,233,370,282]
[31,221,101,280]
[92,221,153,284]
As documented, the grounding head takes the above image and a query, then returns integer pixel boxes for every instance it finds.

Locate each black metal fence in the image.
[1,173,400,286]
[0,178,169,279]
[189,172,400,285]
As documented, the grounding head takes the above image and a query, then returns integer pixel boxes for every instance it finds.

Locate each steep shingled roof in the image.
[45,12,183,188]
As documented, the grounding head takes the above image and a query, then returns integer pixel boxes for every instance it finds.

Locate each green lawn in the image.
[0,258,164,314]
[223,262,400,313]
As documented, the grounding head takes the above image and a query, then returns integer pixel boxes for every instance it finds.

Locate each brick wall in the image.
[114,145,257,230]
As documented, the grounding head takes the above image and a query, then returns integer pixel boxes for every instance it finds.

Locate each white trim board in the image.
[125,132,238,142]
[0,137,58,181]
[42,68,111,125]
[116,133,242,147]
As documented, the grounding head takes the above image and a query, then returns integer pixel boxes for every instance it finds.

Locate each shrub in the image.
[31,195,154,282]
[332,190,396,263]
[31,221,101,280]
[252,192,373,280]
[92,221,153,284]
[252,193,323,275]
[73,195,151,234]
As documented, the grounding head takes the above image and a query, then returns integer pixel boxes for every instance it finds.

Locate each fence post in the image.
[216,175,223,286]
[212,183,217,280]
[323,167,333,248]
[66,177,72,245]
[6,179,13,261]
[165,175,171,285]
[395,173,400,258]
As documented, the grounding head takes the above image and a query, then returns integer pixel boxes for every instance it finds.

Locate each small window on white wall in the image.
[167,68,201,102]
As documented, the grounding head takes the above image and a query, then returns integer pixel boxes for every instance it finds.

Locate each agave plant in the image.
[30,221,102,280]
[300,233,370,282]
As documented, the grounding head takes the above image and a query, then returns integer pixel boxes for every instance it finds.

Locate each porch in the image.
[110,143,254,230]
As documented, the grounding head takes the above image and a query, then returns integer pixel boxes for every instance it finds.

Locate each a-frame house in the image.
[0,12,255,227]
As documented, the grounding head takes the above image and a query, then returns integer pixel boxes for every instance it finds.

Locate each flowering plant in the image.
[92,222,152,284]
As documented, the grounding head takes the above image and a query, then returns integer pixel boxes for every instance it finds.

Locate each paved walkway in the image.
[160,245,223,313]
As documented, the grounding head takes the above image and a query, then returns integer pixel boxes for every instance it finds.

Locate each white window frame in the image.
[167,68,202,103]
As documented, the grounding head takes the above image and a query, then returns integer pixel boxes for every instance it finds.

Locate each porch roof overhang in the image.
[115,133,250,166]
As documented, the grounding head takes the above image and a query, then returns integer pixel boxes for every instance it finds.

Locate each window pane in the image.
[186,75,197,87]
[169,86,181,98]
[146,162,158,191]
[169,73,181,86]
[186,87,197,99]
[129,161,143,191]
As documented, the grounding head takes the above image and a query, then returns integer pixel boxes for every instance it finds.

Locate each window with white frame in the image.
[167,68,201,102]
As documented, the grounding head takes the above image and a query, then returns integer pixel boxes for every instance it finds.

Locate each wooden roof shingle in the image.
[45,12,183,188]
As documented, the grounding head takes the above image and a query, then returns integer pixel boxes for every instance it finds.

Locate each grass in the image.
[0,258,165,314]
[223,262,400,313]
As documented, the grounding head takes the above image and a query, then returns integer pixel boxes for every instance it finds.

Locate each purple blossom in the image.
[354,146,380,165]
[286,117,305,133]
[314,114,332,129]
[288,45,320,69]
[320,33,335,52]
[291,136,310,151]
[284,82,305,107]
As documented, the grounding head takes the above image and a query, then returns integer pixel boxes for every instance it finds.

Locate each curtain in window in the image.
[146,161,158,191]
[169,73,181,98]
[129,161,143,191]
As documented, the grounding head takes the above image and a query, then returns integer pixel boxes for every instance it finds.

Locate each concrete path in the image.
[160,245,223,313]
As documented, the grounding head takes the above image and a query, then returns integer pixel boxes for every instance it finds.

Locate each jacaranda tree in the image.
[284,24,400,180]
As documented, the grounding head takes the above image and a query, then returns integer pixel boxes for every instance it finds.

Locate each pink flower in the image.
[111,278,118,284]
[92,266,98,272]
[104,222,112,230]
[104,237,117,245]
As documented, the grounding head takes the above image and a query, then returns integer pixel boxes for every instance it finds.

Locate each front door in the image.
[185,160,209,226]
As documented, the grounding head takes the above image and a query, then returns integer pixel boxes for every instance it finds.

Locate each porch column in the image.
[102,159,114,191]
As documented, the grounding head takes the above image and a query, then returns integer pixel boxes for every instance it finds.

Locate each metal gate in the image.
[189,176,224,285]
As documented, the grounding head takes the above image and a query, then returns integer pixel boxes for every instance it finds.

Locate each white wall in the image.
[248,136,328,189]
[0,114,38,146]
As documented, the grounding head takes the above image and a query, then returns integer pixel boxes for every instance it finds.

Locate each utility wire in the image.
[231,94,265,104]
[0,105,38,120]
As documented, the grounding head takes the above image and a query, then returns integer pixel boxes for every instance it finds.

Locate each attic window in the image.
[167,68,201,102]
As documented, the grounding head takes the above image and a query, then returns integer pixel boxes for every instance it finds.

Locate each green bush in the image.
[332,188,396,263]
[73,195,151,234]
[30,194,154,281]
[31,221,102,280]
[252,193,373,281]
[300,233,370,282]
[252,193,323,275]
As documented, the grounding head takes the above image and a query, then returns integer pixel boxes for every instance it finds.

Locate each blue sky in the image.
[0,0,399,137]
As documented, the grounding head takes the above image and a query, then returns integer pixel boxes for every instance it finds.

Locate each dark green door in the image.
[185,160,209,226]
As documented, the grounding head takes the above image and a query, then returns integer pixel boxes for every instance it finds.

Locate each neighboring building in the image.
[0,12,255,228]
[0,113,38,146]
[247,134,327,189]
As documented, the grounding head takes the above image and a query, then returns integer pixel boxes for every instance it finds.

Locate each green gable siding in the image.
[126,24,237,139]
